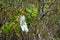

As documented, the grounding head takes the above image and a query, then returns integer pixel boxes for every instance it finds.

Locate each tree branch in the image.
[42,0,45,14]
[40,3,54,19]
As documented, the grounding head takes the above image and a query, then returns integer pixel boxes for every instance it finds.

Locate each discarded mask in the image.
[20,15,29,32]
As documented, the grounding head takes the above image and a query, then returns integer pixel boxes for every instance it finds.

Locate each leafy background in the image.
[0,0,60,40]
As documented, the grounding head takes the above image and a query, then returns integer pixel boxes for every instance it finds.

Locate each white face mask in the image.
[20,15,29,32]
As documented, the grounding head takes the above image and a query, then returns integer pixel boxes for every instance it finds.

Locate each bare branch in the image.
[37,0,41,20]
[42,0,45,14]
[40,2,54,19]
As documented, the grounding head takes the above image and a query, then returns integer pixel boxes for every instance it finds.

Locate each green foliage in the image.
[2,22,20,33]
[2,22,12,32]
[25,4,38,25]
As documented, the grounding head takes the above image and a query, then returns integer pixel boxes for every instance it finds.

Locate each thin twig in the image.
[42,0,45,14]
